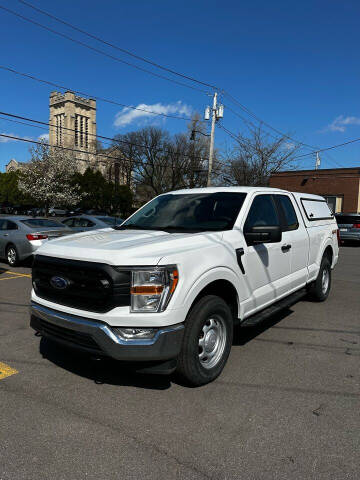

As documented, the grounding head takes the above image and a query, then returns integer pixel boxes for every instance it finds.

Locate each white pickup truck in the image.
[30,187,339,385]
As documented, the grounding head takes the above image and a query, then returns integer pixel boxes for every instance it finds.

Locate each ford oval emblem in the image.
[50,276,69,290]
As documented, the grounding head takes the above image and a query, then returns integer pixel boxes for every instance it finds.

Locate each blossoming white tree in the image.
[18,143,84,214]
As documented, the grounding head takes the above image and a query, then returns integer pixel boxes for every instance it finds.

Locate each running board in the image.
[241,288,307,327]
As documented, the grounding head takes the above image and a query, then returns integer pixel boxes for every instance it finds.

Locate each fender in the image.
[308,236,334,282]
[317,236,334,266]
[181,266,249,319]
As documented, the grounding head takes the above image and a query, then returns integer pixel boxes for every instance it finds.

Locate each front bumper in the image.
[30,302,184,362]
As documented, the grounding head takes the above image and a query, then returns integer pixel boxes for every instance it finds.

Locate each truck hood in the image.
[35,228,223,265]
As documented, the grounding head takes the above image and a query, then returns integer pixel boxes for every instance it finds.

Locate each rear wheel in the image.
[176,295,233,386]
[6,244,20,267]
[307,256,331,301]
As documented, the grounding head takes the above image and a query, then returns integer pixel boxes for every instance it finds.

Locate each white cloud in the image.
[0,132,16,143]
[0,132,33,143]
[321,115,360,133]
[114,101,192,128]
[38,133,49,141]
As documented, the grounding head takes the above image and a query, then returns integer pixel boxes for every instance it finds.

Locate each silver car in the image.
[335,213,360,243]
[0,217,72,267]
[49,207,67,216]
[61,215,124,232]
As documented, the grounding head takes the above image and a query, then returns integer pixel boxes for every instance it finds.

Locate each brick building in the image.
[269,167,360,213]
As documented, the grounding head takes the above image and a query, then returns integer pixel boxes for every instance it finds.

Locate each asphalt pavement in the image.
[0,245,359,479]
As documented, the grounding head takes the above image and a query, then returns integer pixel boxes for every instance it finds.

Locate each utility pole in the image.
[207,92,217,187]
[204,92,223,186]
[315,151,321,170]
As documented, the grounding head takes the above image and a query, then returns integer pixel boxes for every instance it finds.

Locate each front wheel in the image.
[307,256,331,301]
[176,295,233,386]
[6,245,20,267]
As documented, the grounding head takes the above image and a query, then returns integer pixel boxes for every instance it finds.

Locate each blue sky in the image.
[1,0,360,171]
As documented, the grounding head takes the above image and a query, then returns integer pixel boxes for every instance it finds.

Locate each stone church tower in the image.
[49,91,97,172]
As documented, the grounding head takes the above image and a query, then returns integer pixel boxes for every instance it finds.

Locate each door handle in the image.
[281,244,291,252]
[3,233,9,237]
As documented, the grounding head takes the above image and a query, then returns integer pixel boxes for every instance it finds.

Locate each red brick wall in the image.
[269,169,360,212]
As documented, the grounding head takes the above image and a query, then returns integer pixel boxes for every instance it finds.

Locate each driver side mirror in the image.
[244,225,282,246]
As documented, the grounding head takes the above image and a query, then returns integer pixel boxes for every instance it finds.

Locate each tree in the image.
[223,125,299,186]
[18,143,84,213]
[73,167,133,216]
[0,171,27,205]
[112,120,216,203]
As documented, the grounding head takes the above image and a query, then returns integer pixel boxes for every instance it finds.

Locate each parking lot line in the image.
[0,275,30,281]
[0,362,18,380]
[0,272,31,280]
[6,271,31,277]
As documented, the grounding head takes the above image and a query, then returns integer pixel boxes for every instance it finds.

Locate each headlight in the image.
[129,266,178,313]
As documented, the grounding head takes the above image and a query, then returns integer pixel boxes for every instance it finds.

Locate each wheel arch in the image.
[320,242,334,268]
[182,268,242,324]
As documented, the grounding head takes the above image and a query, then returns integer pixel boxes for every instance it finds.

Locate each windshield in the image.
[117,192,247,233]
[21,219,64,228]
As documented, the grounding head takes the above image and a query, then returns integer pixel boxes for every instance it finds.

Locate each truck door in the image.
[273,194,309,290]
[241,193,292,315]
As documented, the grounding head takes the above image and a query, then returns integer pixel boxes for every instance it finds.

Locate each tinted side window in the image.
[79,219,95,227]
[73,218,83,227]
[5,220,18,230]
[276,195,299,231]
[0,220,5,230]
[244,195,279,230]
[62,218,74,227]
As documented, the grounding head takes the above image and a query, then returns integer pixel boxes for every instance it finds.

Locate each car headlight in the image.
[129,266,179,313]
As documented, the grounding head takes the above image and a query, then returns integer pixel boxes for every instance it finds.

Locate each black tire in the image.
[6,244,20,267]
[176,295,233,386]
[307,256,331,302]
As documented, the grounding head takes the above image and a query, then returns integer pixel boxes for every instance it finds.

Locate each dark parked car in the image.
[0,217,72,266]
[61,215,124,233]
[335,213,360,243]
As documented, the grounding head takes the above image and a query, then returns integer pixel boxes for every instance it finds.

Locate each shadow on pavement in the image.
[233,308,294,346]
[39,337,172,390]
[37,307,297,389]
[340,241,360,248]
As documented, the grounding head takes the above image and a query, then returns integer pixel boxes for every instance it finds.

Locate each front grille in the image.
[31,315,101,352]
[32,255,131,313]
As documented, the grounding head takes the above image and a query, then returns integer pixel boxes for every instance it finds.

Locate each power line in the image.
[18,0,218,91]
[218,119,350,171]
[0,133,217,179]
[0,110,209,161]
[219,119,360,162]
[221,91,319,151]
[4,3,349,159]
[0,65,192,121]
[293,137,360,159]
[0,133,134,165]
[1,4,322,149]
[0,4,207,94]
[0,115,117,150]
